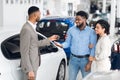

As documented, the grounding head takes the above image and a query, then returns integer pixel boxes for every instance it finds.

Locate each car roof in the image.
[0,30,47,44]
[41,16,74,21]
[39,16,75,27]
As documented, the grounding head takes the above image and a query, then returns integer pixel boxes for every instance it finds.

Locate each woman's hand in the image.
[89,56,96,61]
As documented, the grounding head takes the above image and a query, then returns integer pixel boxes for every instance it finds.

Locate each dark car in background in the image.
[36,16,75,59]
[111,38,120,70]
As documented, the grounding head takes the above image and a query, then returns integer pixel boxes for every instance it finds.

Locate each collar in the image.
[76,25,87,31]
[83,26,87,30]
[27,20,36,31]
[100,33,107,38]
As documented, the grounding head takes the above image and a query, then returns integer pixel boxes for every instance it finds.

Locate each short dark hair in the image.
[76,11,88,19]
[28,6,39,15]
[95,19,110,35]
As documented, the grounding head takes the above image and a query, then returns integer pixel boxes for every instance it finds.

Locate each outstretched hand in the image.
[54,41,63,48]
[48,35,60,41]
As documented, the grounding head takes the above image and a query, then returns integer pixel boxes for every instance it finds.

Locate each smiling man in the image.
[20,6,59,80]
[55,11,97,80]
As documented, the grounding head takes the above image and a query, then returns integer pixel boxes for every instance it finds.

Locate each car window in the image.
[38,34,58,54]
[112,40,120,53]
[36,20,69,41]
[1,34,58,60]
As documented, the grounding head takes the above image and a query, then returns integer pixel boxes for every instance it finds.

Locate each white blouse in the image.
[94,34,111,72]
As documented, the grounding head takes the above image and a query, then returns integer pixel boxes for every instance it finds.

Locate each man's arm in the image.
[89,30,97,57]
[37,39,50,47]
[62,29,72,48]
[85,30,97,71]
[38,35,59,47]
[54,29,72,48]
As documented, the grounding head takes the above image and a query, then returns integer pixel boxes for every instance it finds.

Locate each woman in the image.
[90,19,111,72]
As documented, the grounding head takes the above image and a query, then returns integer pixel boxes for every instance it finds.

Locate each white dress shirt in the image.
[28,20,37,32]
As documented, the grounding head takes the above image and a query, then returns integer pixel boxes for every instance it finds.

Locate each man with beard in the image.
[55,11,97,80]
[20,6,59,80]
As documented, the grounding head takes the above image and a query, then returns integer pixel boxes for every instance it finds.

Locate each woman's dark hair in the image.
[76,11,88,19]
[95,19,110,35]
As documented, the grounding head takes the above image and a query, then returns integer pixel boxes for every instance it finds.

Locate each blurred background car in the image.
[111,38,120,70]
[36,16,75,60]
[0,30,67,80]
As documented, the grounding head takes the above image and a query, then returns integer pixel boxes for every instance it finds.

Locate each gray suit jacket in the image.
[20,22,50,73]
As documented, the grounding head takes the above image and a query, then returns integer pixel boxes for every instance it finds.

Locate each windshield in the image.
[36,20,69,41]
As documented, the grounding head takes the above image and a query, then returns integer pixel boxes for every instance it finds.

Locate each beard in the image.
[36,16,40,22]
[76,23,84,28]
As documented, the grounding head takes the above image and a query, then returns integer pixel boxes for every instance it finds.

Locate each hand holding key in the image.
[48,35,60,41]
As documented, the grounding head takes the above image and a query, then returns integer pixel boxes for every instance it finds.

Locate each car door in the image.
[36,33,66,80]
[1,34,23,80]
[1,33,66,80]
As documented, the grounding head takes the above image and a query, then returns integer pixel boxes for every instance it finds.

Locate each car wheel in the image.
[56,61,66,80]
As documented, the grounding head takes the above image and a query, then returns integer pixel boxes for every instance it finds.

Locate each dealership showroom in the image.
[0,0,120,80]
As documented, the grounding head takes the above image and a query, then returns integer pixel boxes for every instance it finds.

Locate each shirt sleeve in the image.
[90,30,97,57]
[62,29,72,48]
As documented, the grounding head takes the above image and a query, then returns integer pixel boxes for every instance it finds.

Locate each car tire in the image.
[56,60,66,80]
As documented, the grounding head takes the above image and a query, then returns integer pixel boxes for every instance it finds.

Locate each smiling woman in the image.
[92,19,111,72]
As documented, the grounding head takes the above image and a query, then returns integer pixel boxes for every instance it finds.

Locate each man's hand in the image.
[48,35,60,41]
[85,61,92,72]
[28,71,35,80]
[89,44,94,48]
[89,56,95,61]
[54,41,63,48]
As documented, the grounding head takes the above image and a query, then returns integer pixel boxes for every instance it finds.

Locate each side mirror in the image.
[46,45,58,52]
[39,45,58,54]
